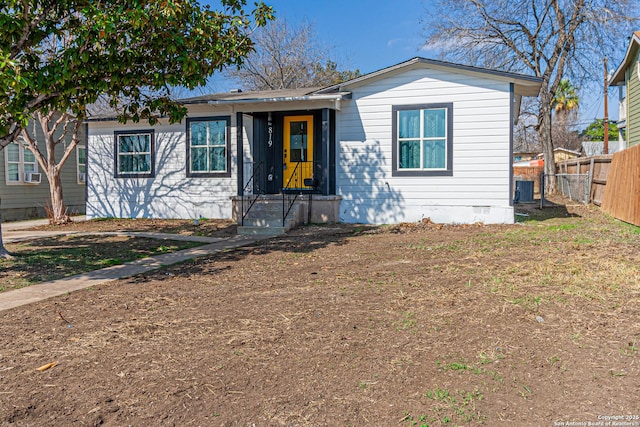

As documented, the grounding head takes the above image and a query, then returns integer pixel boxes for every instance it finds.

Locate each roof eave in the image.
[84,93,352,122]
[314,57,542,96]
[198,92,351,106]
[610,32,640,85]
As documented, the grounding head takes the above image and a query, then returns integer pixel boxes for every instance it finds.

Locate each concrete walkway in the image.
[0,219,269,312]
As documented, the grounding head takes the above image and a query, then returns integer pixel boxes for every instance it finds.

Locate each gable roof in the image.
[88,57,542,122]
[610,31,640,85]
[314,57,542,97]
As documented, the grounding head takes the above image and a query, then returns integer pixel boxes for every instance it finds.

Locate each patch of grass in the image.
[619,341,638,357]
[407,387,484,424]
[519,384,532,399]
[0,236,204,292]
[546,224,579,232]
[393,311,417,331]
[437,356,503,382]
[511,294,542,312]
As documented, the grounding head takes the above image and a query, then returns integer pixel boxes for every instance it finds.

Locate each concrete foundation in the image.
[231,194,342,226]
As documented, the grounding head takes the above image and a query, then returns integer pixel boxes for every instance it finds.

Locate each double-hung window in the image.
[187,117,231,178]
[77,145,86,184]
[392,103,453,176]
[114,130,154,178]
[5,142,39,184]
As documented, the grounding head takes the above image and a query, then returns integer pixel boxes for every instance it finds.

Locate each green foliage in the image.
[0,0,274,144]
[582,119,619,141]
[312,60,362,86]
[552,79,579,113]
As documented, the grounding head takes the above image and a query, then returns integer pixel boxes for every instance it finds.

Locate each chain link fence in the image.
[555,173,590,204]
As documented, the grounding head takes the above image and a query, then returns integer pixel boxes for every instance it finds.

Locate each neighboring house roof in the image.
[513,159,544,167]
[610,31,640,85]
[582,141,624,156]
[554,148,581,155]
[315,57,542,97]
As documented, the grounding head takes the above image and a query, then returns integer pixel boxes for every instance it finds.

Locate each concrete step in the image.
[237,225,287,236]
[241,217,295,228]
[236,196,304,235]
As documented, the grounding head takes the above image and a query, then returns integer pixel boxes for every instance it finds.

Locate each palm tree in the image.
[553,79,580,114]
[552,79,580,150]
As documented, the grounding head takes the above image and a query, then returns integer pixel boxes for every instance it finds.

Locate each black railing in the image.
[282,161,320,227]
[282,162,302,227]
[241,161,264,226]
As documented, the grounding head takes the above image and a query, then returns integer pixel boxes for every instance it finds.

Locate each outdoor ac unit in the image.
[78,173,86,183]
[24,172,41,184]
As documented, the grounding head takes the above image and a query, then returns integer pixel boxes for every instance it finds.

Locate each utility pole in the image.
[604,57,609,155]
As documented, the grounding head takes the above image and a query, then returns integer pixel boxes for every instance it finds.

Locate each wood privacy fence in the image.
[601,144,640,226]
[555,155,612,206]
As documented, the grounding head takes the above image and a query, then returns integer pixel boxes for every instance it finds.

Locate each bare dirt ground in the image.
[1,198,639,427]
[28,218,238,238]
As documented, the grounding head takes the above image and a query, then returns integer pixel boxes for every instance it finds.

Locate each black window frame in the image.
[113,130,155,179]
[391,103,453,177]
[186,116,232,178]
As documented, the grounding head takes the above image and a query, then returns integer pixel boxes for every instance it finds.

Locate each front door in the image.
[283,115,314,189]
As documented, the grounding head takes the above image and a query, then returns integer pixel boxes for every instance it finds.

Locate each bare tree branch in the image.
[422,0,638,192]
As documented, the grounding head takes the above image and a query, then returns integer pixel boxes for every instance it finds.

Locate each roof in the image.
[86,87,347,121]
[610,32,640,85]
[315,57,543,97]
[553,147,581,155]
[178,87,325,104]
[87,57,542,122]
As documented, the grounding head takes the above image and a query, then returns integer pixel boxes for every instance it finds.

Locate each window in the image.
[5,142,39,185]
[77,145,86,184]
[114,130,154,178]
[392,103,453,177]
[186,117,231,178]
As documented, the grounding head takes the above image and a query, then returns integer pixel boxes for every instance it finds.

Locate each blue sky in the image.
[205,0,430,90]
[204,0,615,125]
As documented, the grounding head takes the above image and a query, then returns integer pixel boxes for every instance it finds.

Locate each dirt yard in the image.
[1,199,639,426]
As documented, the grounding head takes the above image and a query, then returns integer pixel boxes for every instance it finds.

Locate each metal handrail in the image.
[241,161,264,226]
[282,162,302,226]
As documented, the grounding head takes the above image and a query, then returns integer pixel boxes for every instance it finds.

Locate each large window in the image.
[114,130,154,178]
[5,142,39,185]
[392,103,453,177]
[186,117,231,178]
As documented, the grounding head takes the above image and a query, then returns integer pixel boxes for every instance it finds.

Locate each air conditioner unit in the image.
[78,173,86,183]
[24,172,41,184]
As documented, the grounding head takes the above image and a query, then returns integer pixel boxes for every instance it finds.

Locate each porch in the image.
[231,97,344,234]
[231,194,342,235]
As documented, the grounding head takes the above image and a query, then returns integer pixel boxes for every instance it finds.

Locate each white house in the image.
[86,58,541,228]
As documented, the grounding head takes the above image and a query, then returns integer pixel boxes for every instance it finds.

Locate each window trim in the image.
[113,130,155,178]
[392,103,453,177]
[5,141,40,185]
[76,145,86,185]
[186,116,232,178]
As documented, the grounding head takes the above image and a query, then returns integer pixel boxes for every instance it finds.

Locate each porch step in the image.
[236,225,288,236]
[237,197,303,236]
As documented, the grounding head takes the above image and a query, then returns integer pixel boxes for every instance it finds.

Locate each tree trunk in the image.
[47,169,71,225]
[538,91,557,195]
[0,197,14,259]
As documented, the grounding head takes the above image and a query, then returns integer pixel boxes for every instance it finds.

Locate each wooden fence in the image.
[601,144,640,226]
[555,155,612,206]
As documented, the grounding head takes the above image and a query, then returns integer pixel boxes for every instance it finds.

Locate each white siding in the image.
[336,67,515,224]
[87,114,238,220]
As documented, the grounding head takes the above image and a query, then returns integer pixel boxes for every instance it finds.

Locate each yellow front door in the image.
[283,115,314,189]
